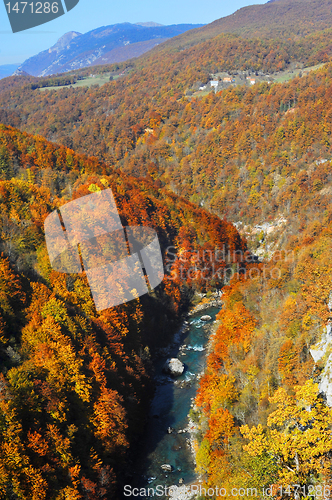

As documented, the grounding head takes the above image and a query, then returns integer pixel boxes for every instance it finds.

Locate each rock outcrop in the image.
[161,464,173,472]
[163,358,185,377]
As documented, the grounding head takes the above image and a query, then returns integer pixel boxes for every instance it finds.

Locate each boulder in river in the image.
[201,315,212,321]
[167,427,174,434]
[163,358,185,377]
[161,464,173,472]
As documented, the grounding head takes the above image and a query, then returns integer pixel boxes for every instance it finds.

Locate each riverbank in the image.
[154,292,222,359]
[188,292,223,316]
[131,296,223,500]
[169,300,223,500]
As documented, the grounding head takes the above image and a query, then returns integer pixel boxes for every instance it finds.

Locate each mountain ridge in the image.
[15,22,204,77]
[147,0,332,53]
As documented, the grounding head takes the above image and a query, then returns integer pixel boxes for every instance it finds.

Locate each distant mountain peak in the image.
[49,31,82,54]
[135,22,164,27]
[12,68,30,76]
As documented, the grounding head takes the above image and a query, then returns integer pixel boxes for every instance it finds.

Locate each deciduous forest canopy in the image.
[1,0,332,497]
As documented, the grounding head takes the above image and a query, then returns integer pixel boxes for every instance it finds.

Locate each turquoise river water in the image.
[130,306,220,499]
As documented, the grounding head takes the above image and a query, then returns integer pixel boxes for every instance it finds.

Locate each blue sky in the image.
[0,0,267,65]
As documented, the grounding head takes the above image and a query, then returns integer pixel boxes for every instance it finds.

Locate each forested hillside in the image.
[194,216,332,495]
[0,125,246,498]
[2,0,332,496]
[156,0,332,47]
[2,25,332,240]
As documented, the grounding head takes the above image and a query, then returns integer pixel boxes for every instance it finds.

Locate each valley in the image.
[36,62,324,95]
[38,71,124,91]
[1,0,332,497]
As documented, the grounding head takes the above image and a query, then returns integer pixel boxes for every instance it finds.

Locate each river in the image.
[130,305,220,499]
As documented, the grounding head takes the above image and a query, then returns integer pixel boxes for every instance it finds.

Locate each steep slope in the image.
[150,0,332,51]
[0,124,246,498]
[89,38,170,66]
[194,218,332,492]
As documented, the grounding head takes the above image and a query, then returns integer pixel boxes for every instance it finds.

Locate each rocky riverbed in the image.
[188,292,223,316]
[131,299,221,499]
